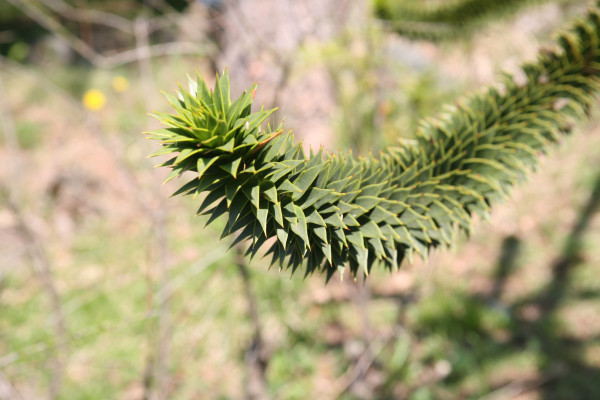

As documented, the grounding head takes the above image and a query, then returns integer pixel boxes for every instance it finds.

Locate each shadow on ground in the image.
[397,169,600,399]
[261,170,600,400]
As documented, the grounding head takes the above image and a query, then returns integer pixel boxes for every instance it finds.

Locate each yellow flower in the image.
[83,89,106,111]
[112,76,130,93]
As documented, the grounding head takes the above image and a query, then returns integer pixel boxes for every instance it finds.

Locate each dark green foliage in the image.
[148,3,600,280]
[374,0,569,40]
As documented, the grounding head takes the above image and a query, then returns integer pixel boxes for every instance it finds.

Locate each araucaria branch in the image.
[148,3,600,281]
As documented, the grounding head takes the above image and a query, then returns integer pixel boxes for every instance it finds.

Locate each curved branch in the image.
[148,3,600,280]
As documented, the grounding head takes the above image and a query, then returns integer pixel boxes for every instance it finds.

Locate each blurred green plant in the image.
[7,42,29,63]
[374,0,580,40]
[15,120,42,149]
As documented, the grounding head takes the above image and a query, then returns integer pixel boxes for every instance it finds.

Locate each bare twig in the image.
[5,201,68,400]
[0,67,67,400]
[129,15,173,400]
[477,369,564,400]
[0,73,20,188]
[235,246,270,400]
[7,0,105,66]
[353,273,374,387]
[226,0,314,121]
[104,41,207,68]
[330,325,406,398]
[8,0,207,69]
[155,247,225,305]
[228,0,287,60]
[41,0,133,34]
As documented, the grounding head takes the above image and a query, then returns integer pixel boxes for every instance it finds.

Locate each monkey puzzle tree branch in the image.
[147,3,600,281]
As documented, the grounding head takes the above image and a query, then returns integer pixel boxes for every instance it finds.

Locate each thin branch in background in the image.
[226,0,323,120]
[43,0,221,59]
[7,0,207,69]
[132,14,173,400]
[226,0,296,118]
[150,210,171,400]
[330,272,378,398]
[101,41,208,68]
[476,371,563,400]
[0,68,67,400]
[235,246,270,400]
[41,0,134,34]
[136,16,158,115]
[133,0,195,32]
[227,0,305,61]
[0,72,21,194]
[267,0,350,112]
[7,0,106,66]
[331,325,405,398]
[356,278,372,341]
[6,201,68,400]
[143,0,221,68]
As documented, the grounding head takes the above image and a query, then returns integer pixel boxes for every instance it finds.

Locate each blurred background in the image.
[1,0,600,399]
